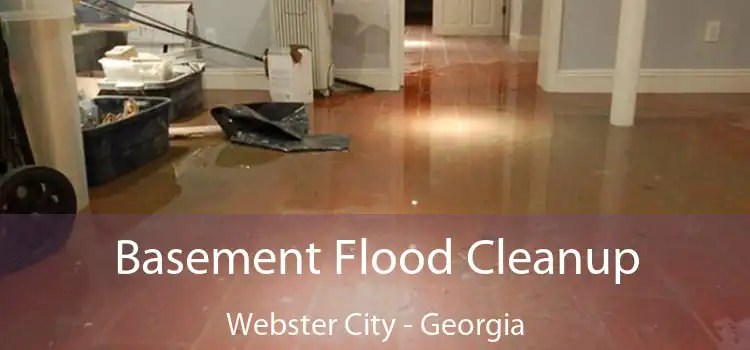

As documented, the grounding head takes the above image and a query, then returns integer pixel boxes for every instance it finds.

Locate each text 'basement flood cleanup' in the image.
[118,238,640,284]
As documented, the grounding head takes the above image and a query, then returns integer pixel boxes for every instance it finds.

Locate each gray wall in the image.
[114,0,390,69]
[332,0,390,69]
[510,0,542,37]
[559,0,750,70]
[521,0,542,36]
[195,0,270,68]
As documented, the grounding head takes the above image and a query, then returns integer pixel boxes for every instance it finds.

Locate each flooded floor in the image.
[2,25,750,349]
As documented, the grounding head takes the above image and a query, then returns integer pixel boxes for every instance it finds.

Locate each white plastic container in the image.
[99,57,173,82]
[98,62,204,90]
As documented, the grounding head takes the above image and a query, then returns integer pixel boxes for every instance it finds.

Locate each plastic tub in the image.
[98,63,205,122]
[99,57,173,82]
[82,96,172,186]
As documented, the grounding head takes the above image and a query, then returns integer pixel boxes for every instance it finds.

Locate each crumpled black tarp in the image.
[210,102,349,152]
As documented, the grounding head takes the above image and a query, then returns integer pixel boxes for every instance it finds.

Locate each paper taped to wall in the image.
[269,57,294,101]
[266,47,314,103]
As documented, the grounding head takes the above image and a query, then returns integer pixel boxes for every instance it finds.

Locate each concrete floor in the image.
[1,26,750,349]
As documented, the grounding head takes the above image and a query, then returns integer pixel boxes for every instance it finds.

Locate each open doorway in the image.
[405,0,433,26]
[388,0,511,89]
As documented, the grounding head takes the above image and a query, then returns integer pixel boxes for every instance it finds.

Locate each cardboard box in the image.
[127,1,197,59]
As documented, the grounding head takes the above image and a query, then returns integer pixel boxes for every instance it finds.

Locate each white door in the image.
[433,0,507,36]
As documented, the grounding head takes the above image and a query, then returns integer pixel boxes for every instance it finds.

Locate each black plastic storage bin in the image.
[83,96,172,186]
[98,66,204,122]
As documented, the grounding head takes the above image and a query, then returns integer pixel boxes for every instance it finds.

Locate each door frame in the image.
[537,0,563,90]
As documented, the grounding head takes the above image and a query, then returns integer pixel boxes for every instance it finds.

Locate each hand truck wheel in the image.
[0,166,78,277]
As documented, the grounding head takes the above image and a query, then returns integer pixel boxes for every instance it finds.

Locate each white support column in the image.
[609,0,648,127]
[509,0,524,42]
[599,127,632,213]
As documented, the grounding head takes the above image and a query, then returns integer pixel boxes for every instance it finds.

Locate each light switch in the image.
[704,21,721,42]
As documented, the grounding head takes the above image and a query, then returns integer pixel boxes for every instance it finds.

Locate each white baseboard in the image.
[509,34,540,52]
[544,69,750,93]
[203,67,397,91]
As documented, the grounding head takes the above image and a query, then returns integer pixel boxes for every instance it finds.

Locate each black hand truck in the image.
[0,24,78,277]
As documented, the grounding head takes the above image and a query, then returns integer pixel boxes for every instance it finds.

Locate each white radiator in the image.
[270,0,334,96]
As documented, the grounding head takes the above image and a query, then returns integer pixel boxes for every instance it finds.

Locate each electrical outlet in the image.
[204,28,217,43]
[704,21,721,42]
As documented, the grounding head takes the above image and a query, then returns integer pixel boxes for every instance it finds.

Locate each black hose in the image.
[80,0,376,92]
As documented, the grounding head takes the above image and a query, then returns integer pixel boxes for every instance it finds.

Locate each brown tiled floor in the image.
[2,25,750,349]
